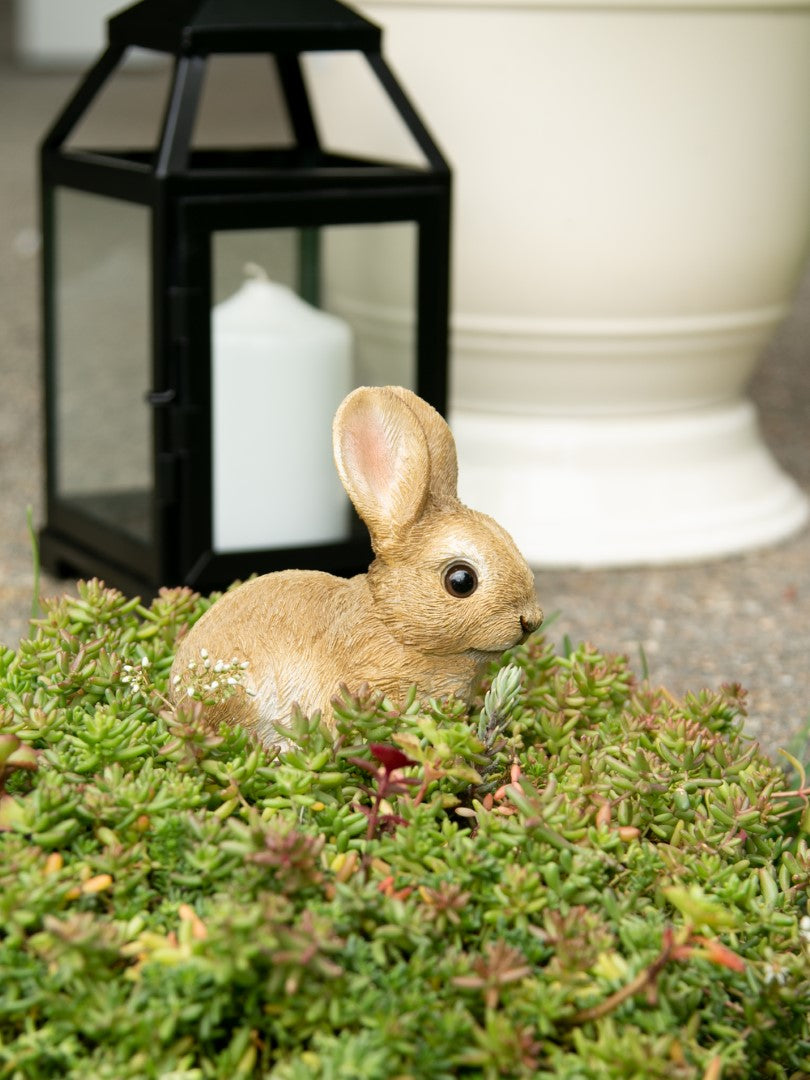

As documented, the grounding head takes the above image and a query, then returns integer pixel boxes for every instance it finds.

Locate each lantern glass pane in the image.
[210,222,417,554]
[64,49,174,155]
[53,188,152,543]
[192,54,293,149]
[303,52,429,169]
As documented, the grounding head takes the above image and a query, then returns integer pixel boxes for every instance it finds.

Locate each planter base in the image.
[452,399,809,568]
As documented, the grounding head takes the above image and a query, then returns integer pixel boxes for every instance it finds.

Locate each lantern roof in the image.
[108,0,381,56]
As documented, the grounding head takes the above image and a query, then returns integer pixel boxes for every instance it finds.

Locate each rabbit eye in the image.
[443,562,478,598]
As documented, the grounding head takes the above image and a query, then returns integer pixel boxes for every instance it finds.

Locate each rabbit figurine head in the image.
[170,386,543,747]
[334,386,541,658]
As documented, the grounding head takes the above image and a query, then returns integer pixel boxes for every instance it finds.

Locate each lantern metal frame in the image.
[39,0,451,596]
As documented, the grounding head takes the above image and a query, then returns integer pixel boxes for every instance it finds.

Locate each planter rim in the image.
[451,303,787,339]
[363,0,810,12]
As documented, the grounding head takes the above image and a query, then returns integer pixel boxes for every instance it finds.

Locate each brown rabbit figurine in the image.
[170,386,543,748]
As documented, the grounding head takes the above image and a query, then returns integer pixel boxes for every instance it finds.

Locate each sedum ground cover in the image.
[0,579,809,1078]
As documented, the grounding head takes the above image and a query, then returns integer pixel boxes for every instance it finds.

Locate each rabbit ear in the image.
[384,386,459,508]
[333,386,432,546]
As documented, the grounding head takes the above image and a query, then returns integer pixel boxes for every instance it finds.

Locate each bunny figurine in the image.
[170,386,543,748]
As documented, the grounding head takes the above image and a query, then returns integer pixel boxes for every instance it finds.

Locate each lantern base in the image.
[39,523,375,600]
[39,527,157,599]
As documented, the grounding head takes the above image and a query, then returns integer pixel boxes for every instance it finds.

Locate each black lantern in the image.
[39,0,451,596]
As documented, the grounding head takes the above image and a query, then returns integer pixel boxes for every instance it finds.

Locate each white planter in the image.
[350,0,810,566]
[14,0,120,67]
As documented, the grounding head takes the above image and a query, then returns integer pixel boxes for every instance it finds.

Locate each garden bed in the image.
[1,580,808,1078]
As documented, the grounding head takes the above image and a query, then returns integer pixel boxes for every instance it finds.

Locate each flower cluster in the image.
[173,648,252,704]
[120,656,152,696]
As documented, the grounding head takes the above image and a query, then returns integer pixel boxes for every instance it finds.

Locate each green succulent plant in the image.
[0,579,808,1078]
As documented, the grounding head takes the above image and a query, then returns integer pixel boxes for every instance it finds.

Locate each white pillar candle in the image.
[211,267,354,552]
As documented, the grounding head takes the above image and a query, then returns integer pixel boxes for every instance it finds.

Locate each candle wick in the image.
[243,262,270,282]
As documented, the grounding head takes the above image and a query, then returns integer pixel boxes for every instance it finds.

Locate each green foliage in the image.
[1,579,809,1078]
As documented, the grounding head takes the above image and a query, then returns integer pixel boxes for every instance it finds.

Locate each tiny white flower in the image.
[227,677,237,686]
[123,664,133,673]
[186,686,195,697]
[173,674,181,685]
[141,656,150,667]
[763,961,787,986]
[200,648,209,659]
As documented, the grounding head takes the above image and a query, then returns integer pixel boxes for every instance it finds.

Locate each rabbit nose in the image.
[520,611,542,636]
